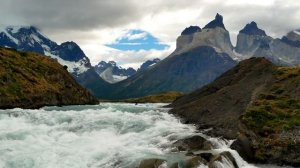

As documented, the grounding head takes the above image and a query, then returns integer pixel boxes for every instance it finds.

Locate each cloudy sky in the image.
[1,0,300,68]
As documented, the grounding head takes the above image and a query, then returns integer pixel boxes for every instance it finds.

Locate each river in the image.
[0,103,291,168]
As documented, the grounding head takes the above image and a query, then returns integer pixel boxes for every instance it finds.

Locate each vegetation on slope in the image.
[122,91,184,103]
[239,66,300,165]
[0,47,98,109]
[242,66,300,132]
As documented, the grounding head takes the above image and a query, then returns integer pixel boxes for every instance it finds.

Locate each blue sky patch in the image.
[106,29,169,51]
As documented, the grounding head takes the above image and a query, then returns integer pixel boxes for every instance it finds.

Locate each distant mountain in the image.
[235,22,300,65]
[0,47,98,109]
[137,58,161,72]
[0,26,108,95]
[95,14,237,99]
[94,58,161,83]
[94,61,136,83]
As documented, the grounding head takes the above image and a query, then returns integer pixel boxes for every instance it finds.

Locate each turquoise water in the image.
[0,103,198,168]
[0,103,290,168]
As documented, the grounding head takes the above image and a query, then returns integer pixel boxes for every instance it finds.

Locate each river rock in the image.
[138,158,167,168]
[185,156,207,168]
[196,152,214,162]
[173,135,213,152]
[208,151,238,168]
[230,134,255,162]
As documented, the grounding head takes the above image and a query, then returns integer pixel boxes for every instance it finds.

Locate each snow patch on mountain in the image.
[293,30,300,36]
[0,26,90,75]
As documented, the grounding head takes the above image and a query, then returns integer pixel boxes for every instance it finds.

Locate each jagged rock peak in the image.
[239,21,266,36]
[181,26,201,35]
[285,30,300,41]
[280,30,300,48]
[203,13,226,30]
[5,25,39,34]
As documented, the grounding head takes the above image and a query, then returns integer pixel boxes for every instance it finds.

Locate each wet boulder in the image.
[138,158,167,168]
[185,156,207,168]
[173,135,213,152]
[208,151,238,168]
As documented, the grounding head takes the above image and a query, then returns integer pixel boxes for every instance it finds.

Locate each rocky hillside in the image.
[0,47,98,109]
[169,57,300,166]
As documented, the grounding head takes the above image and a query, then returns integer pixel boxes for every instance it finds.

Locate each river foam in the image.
[0,103,197,168]
[0,103,291,168]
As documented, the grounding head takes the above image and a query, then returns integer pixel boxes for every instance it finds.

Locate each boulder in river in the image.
[138,158,167,168]
[173,135,213,152]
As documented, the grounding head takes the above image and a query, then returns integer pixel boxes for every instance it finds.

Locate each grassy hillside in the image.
[0,47,98,109]
[122,91,184,103]
[240,66,300,164]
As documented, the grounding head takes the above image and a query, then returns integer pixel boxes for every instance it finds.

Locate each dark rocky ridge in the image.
[138,58,161,72]
[203,13,226,30]
[54,41,86,62]
[281,36,300,48]
[181,26,201,35]
[239,21,266,36]
[0,47,98,109]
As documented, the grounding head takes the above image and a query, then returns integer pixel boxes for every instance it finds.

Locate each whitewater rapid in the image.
[0,103,290,168]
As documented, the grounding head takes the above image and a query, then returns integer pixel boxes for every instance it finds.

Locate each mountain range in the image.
[94,58,160,83]
[95,13,300,99]
[0,26,108,96]
[1,14,300,100]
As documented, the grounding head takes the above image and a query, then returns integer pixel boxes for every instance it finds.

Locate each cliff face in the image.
[0,47,98,109]
[169,57,300,166]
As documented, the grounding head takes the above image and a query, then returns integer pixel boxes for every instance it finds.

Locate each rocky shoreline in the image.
[138,135,240,168]
[165,58,300,167]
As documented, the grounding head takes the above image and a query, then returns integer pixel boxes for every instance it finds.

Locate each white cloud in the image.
[2,0,300,68]
[126,32,148,40]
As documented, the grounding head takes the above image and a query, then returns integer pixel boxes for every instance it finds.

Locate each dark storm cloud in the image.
[1,0,300,38]
[0,0,142,31]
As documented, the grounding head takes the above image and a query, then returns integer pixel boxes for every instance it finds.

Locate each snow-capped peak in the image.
[0,25,91,75]
[293,30,300,36]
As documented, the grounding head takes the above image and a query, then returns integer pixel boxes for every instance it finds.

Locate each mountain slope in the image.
[0,26,108,95]
[96,14,237,99]
[169,57,300,166]
[0,47,98,109]
[169,58,274,138]
[94,61,136,83]
[137,58,161,72]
